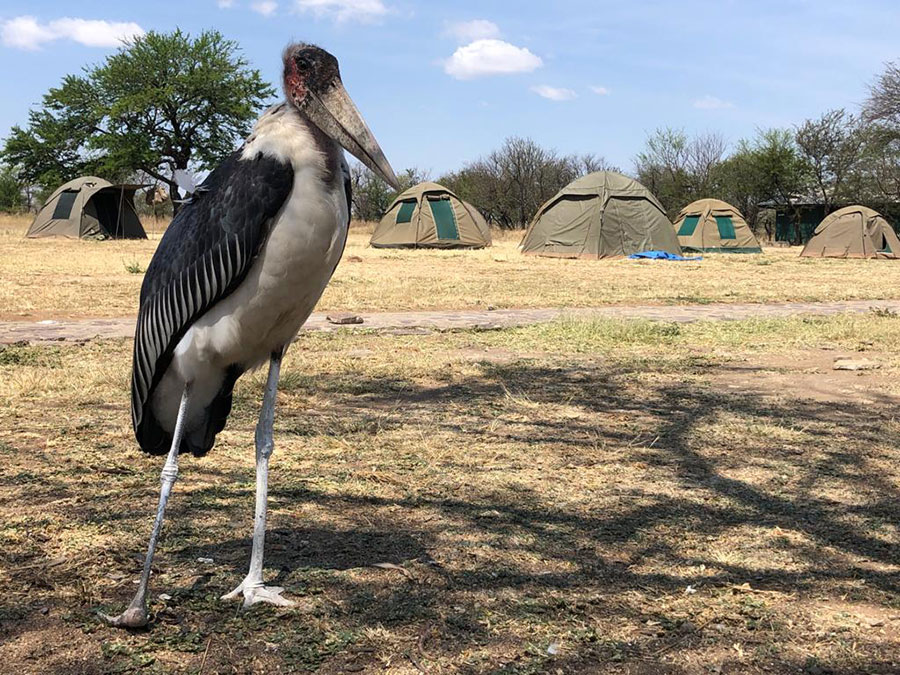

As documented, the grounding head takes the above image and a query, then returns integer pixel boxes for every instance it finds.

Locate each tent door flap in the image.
[715,216,736,240]
[429,197,459,240]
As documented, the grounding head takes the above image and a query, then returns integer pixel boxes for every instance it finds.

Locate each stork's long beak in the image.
[306,82,400,190]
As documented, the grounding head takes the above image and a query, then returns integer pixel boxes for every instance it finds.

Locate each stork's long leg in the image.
[101,385,192,628]
[221,347,295,608]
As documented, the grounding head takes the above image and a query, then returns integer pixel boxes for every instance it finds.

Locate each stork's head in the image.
[284,43,399,189]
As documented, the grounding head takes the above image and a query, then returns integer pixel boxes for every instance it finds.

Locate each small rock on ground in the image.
[326,313,364,325]
[833,357,881,371]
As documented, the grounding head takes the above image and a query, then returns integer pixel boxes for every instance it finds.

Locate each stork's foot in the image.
[221,581,296,609]
[99,605,149,629]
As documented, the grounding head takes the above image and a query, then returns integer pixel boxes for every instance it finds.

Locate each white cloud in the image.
[1,15,144,50]
[531,85,577,101]
[218,0,235,6]
[0,17,55,50]
[590,85,610,95]
[293,0,387,22]
[444,19,500,43]
[252,0,278,15]
[444,39,542,80]
[693,95,735,110]
[50,18,144,47]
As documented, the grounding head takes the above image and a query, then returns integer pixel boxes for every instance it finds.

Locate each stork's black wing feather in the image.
[131,150,294,455]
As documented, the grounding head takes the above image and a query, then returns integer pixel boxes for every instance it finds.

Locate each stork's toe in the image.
[99,605,150,629]
[221,582,296,609]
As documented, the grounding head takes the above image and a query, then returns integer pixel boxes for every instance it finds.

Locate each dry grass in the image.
[1,315,899,673]
[5,213,900,320]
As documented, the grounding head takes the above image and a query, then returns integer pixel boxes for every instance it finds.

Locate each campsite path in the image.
[3,299,900,345]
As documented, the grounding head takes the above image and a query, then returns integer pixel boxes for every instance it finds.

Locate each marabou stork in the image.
[102,44,399,628]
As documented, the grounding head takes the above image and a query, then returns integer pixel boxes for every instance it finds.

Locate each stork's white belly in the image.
[152,165,347,432]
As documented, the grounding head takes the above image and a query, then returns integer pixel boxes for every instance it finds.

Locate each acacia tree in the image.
[795,109,863,209]
[350,164,430,221]
[862,61,900,204]
[2,29,274,213]
[634,128,728,218]
[859,126,900,203]
[439,137,608,228]
[686,132,728,197]
[576,152,619,175]
[865,61,900,128]
[634,127,690,217]
[349,163,392,222]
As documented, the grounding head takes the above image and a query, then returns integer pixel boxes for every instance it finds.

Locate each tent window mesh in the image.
[396,200,416,224]
[52,191,78,220]
[715,216,736,240]
[678,215,700,236]
[429,198,459,240]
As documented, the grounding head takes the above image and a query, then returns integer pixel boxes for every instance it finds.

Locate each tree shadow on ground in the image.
[5,354,900,673]
[165,358,899,670]
[263,358,900,572]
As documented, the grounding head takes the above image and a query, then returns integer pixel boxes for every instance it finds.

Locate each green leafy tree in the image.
[714,129,810,242]
[712,149,767,236]
[0,166,24,212]
[2,29,274,213]
[745,129,811,209]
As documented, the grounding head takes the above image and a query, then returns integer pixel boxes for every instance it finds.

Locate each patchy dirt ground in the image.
[1,318,899,673]
[708,350,900,405]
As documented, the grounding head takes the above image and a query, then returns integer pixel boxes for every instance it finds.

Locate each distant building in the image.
[759,197,900,245]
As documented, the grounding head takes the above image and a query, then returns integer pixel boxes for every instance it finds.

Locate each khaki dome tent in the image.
[520,171,681,259]
[26,176,147,239]
[674,199,762,253]
[371,182,491,249]
[800,205,900,259]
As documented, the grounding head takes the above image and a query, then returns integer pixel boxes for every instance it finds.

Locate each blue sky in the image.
[1,0,899,177]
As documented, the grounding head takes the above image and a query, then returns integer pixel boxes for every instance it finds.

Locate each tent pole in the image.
[117,186,125,237]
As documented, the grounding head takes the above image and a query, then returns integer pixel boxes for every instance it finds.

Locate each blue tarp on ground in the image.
[628,250,703,261]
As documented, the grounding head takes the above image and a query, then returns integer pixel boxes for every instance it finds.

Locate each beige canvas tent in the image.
[371,182,491,249]
[520,171,681,258]
[26,176,147,239]
[800,205,900,259]
[674,199,762,253]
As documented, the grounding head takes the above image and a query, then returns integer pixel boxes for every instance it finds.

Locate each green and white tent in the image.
[674,199,762,253]
[371,182,491,249]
